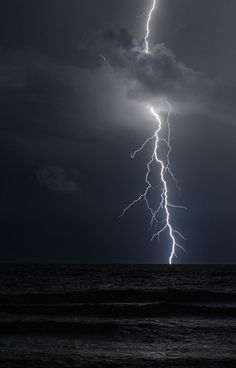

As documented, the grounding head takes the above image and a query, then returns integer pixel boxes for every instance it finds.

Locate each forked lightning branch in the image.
[120,0,186,264]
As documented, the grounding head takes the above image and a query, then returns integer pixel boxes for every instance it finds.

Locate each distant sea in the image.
[0,265,235,367]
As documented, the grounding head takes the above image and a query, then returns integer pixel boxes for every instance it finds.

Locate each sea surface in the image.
[0,265,235,367]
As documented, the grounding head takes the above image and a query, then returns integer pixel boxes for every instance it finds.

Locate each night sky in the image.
[1,0,236,263]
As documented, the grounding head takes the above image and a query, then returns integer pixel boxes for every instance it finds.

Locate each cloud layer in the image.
[36,167,81,193]
[100,26,214,103]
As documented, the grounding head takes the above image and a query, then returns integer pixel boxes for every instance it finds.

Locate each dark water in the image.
[0,265,235,367]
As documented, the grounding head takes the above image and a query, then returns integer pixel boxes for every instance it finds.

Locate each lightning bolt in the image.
[120,104,186,264]
[120,0,186,264]
[144,0,157,53]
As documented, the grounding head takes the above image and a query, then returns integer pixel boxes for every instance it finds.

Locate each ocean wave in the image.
[0,317,235,337]
[0,356,235,368]
[0,288,235,305]
[0,302,235,319]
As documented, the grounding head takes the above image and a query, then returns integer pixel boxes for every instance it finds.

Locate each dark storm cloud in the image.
[0,48,28,90]
[0,47,74,96]
[0,46,88,139]
[100,26,213,101]
[0,26,211,115]
[36,167,81,193]
[0,32,231,136]
[102,27,135,51]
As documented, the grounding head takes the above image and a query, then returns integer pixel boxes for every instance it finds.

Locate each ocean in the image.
[0,265,235,367]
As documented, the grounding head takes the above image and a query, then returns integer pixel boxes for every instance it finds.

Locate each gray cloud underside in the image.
[36,167,81,193]
[100,27,222,103]
[0,26,235,134]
